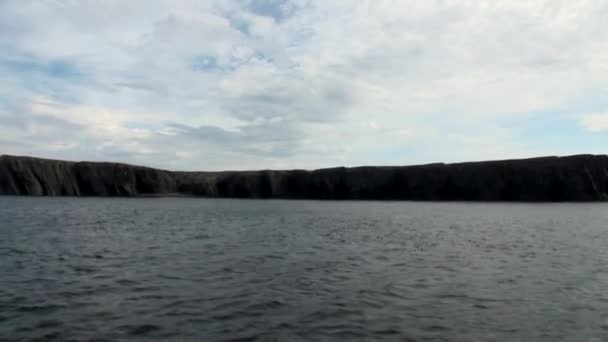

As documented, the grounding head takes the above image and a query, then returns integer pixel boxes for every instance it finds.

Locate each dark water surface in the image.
[1,197,608,341]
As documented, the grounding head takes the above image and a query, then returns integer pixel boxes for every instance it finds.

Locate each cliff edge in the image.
[1,154,607,201]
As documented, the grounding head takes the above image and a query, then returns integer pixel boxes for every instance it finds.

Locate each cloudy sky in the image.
[1,1,607,170]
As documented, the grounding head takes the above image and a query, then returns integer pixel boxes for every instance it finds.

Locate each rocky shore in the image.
[1,154,607,201]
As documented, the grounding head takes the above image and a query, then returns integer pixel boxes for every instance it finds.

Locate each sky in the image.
[0,0,607,171]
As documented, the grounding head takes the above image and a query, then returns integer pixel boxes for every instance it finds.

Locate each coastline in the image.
[2,154,607,202]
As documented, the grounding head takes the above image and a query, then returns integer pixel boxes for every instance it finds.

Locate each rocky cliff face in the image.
[1,154,607,201]
[0,156,175,196]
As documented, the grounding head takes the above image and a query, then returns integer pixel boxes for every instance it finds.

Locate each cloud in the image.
[0,0,607,170]
[580,113,608,132]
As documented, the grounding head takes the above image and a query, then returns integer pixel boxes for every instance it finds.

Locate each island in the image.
[1,154,607,201]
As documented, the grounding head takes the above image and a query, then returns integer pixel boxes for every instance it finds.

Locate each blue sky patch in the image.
[1,56,83,80]
[245,0,294,22]
[192,55,220,72]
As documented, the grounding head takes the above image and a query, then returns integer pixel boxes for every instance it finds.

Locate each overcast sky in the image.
[1,1,607,170]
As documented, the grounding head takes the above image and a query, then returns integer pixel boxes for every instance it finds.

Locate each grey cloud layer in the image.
[0,0,607,170]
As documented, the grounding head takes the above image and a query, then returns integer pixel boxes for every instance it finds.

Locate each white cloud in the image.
[580,113,608,132]
[0,0,607,170]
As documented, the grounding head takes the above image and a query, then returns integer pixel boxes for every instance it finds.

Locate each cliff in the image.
[1,154,607,201]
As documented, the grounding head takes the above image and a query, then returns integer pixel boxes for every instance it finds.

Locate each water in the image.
[1,197,608,342]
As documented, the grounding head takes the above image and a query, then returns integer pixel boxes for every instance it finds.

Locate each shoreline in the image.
[2,154,608,202]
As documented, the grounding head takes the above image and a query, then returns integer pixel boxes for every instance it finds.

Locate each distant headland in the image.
[1,154,607,201]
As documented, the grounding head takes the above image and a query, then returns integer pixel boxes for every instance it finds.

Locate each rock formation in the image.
[1,154,607,201]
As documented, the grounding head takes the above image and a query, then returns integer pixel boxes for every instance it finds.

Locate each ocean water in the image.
[1,197,608,342]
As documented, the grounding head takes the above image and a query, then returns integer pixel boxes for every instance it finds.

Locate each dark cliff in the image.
[1,154,608,201]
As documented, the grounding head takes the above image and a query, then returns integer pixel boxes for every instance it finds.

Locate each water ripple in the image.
[1,197,608,341]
